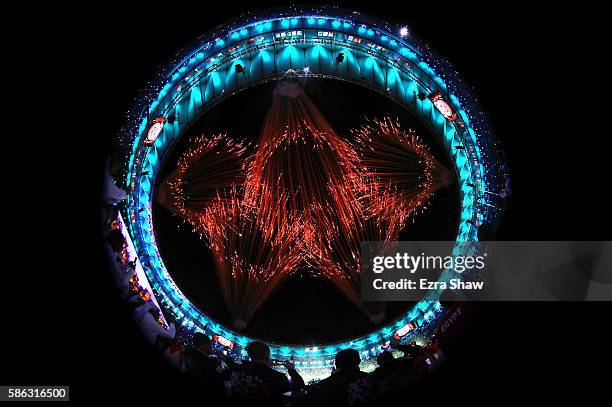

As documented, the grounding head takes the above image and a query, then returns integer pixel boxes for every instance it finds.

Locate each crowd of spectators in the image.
[179,333,442,406]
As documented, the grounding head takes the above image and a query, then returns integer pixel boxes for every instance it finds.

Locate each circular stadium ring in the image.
[117,8,506,381]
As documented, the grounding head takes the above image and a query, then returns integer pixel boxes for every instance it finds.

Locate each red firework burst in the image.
[351,117,451,223]
[158,81,450,328]
[159,133,248,239]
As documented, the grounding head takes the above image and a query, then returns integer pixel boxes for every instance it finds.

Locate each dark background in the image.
[4,0,611,403]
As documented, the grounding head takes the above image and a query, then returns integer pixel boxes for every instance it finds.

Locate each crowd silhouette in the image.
[180,333,441,406]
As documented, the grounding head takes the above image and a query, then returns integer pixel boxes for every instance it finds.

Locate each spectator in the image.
[132,302,176,349]
[183,333,228,398]
[373,351,417,396]
[104,228,126,253]
[103,229,134,299]
[184,333,220,379]
[229,341,304,406]
[296,349,376,406]
[101,155,126,229]
[390,340,422,361]
[102,157,127,205]
[373,351,399,381]
[390,341,431,379]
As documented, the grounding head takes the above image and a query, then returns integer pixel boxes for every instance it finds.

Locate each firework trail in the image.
[302,117,451,320]
[159,134,248,239]
[352,117,450,223]
[233,80,368,324]
[243,80,364,239]
[205,191,306,328]
[159,130,305,327]
[158,82,451,327]
[302,187,406,321]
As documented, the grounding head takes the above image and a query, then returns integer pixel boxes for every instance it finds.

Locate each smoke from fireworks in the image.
[160,81,450,328]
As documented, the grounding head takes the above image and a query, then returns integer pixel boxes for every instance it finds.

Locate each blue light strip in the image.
[120,12,499,379]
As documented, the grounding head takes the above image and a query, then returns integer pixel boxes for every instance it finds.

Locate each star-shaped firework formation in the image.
[158,81,450,329]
